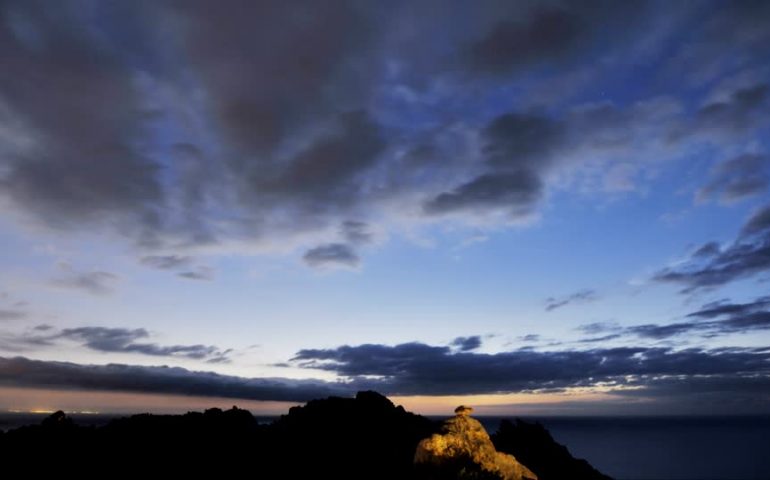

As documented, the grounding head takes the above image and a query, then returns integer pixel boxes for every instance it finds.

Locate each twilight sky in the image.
[1,0,769,415]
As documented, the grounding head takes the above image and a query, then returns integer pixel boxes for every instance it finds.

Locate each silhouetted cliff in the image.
[0,391,611,479]
[493,419,612,480]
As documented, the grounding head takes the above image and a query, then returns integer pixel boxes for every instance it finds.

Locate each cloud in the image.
[0,310,25,321]
[424,171,543,218]
[58,327,228,360]
[450,336,482,352]
[467,7,584,74]
[140,255,193,270]
[574,296,770,340]
[464,2,654,76]
[340,220,373,245]
[140,255,212,280]
[673,84,770,140]
[654,204,770,291]
[578,333,623,343]
[50,265,118,295]
[303,243,360,269]
[742,204,770,236]
[0,1,767,268]
[0,356,348,402]
[291,341,770,398]
[575,322,622,335]
[1,325,230,362]
[697,153,770,204]
[667,2,770,85]
[0,1,163,242]
[545,289,597,311]
[516,334,542,343]
[177,267,214,281]
[2,337,769,412]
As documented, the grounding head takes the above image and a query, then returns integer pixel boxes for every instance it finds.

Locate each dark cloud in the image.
[606,374,770,415]
[683,84,770,139]
[693,241,721,258]
[697,153,770,203]
[578,333,623,343]
[140,256,211,280]
[422,95,686,219]
[573,296,770,341]
[0,310,25,321]
[687,296,770,319]
[575,322,622,335]
[467,7,584,74]
[57,327,228,360]
[303,243,360,269]
[517,334,542,343]
[626,322,701,340]
[177,267,214,281]
[163,2,378,154]
[654,204,770,291]
[140,255,193,270]
[481,112,566,169]
[424,171,542,217]
[669,1,770,85]
[0,1,163,241]
[1,326,230,362]
[450,336,482,352]
[340,221,373,245]
[423,112,562,218]
[545,289,597,311]
[292,341,770,397]
[0,0,385,252]
[0,356,348,402]
[464,2,653,76]
[2,338,769,412]
[741,204,770,236]
[0,0,767,267]
[159,1,388,241]
[51,268,118,296]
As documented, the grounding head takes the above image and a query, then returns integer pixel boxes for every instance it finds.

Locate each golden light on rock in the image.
[415,404,538,480]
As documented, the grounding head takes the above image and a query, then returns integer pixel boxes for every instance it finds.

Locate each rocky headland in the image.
[0,391,611,479]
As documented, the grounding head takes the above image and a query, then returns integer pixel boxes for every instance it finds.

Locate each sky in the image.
[0,0,769,416]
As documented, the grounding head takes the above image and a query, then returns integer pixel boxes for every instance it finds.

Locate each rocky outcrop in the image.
[415,406,538,480]
[493,419,613,480]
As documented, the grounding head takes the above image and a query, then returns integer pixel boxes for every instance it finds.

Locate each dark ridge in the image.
[0,391,611,479]
[492,419,613,480]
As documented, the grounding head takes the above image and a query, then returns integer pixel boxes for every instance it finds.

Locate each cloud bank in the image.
[0,1,767,266]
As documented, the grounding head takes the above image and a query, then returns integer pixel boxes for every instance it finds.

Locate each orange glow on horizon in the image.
[0,386,644,417]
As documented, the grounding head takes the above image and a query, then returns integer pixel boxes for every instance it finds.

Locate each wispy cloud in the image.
[1,325,231,363]
[654,204,770,291]
[303,244,360,269]
[545,289,598,311]
[50,264,118,295]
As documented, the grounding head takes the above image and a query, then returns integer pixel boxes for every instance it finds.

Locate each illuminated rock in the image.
[415,405,538,480]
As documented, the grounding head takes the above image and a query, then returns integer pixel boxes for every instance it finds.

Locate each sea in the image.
[476,416,770,480]
[2,413,769,480]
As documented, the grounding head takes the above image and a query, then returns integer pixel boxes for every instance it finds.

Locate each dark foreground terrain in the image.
[0,391,610,479]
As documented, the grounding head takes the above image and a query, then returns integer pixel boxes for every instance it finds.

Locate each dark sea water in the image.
[2,413,769,480]
[477,416,770,480]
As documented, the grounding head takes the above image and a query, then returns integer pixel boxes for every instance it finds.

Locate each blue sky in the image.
[0,0,769,415]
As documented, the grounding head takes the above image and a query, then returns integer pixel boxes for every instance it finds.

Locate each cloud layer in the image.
[0,1,767,266]
[2,336,768,412]
[292,341,770,399]
[0,356,346,402]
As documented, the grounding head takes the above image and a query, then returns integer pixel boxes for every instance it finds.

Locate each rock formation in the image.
[415,405,538,480]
